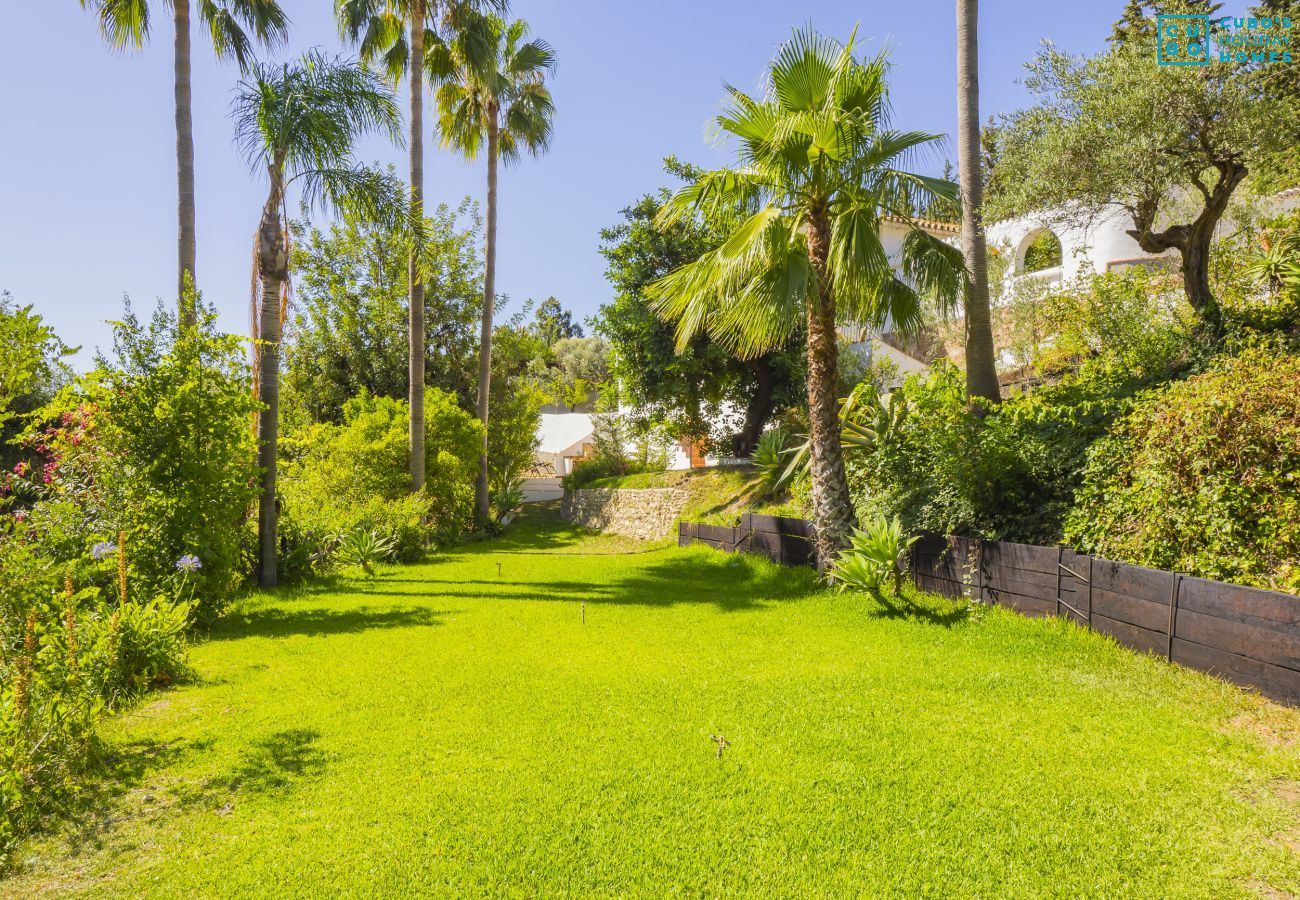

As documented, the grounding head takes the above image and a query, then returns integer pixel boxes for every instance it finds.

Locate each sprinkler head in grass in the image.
[710,734,731,760]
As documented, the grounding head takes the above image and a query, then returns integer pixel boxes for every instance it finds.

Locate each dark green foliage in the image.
[1066,349,1300,592]
[597,159,805,455]
[850,269,1194,544]
[530,296,583,345]
[0,293,74,471]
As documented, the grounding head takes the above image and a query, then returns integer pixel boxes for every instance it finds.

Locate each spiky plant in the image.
[335,528,399,577]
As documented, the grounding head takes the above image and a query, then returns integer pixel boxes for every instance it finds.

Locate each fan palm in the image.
[79,0,289,326]
[233,52,405,587]
[336,0,503,492]
[429,13,555,526]
[647,28,966,569]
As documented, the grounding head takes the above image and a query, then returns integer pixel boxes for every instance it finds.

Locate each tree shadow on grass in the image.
[864,586,972,628]
[208,604,446,641]
[217,728,326,794]
[610,552,822,611]
[345,550,822,612]
[52,736,209,856]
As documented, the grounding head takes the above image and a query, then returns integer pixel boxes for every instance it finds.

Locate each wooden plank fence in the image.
[682,519,1300,706]
[678,514,815,567]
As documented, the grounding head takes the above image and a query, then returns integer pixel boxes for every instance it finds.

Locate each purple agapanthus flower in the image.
[92,540,117,561]
[175,554,202,573]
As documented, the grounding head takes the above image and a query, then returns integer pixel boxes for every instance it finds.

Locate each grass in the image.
[586,465,804,524]
[5,509,1300,897]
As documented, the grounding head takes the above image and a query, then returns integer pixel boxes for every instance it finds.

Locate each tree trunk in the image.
[1125,160,1246,340]
[408,1,427,492]
[256,173,288,589]
[175,0,197,326]
[956,0,1001,407]
[733,358,776,458]
[805,210,856,571]
[474,111,500,527]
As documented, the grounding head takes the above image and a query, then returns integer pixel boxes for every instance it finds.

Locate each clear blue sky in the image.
[0,1,1120,364]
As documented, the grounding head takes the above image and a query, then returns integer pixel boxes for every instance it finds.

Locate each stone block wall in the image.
[561,488,688,540]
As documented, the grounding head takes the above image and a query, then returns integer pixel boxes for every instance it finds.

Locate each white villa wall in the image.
[984,206,1176,301]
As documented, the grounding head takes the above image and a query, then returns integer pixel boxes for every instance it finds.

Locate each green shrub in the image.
[1065,349,1300,593]
[17,303,260,621]
[279,388,482,568]
[0,566,190,869]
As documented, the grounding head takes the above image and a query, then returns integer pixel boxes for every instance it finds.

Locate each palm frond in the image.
[900,227,969,320]
[82,0,150,50]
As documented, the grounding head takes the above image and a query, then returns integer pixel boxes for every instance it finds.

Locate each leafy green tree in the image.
[646,29,965,567]
[990,11,1292,337]
[283,198,484,425]
[539,336,609,411]
[956,0,1000,405]
[233,52,405,587]
[0,293,72,429]
[430,12,556,526]
[79,0,288,324]
[597,171,805,456]
[482,309,544,502]
[531,297,583,344]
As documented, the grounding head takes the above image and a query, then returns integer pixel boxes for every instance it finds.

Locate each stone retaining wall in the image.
[562,488,687,540]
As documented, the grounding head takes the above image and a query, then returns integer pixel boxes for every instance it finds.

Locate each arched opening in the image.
[1018,229,1063,274]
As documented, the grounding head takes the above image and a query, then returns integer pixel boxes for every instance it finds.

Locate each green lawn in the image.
[5,510,1300,898]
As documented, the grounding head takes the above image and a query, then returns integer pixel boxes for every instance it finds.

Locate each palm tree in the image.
[646,28,966,570]
[233,52,405,587]
[336,0,504,493]
[80,0,289,327]
[429,13,555,527]
[956,0,1001,406]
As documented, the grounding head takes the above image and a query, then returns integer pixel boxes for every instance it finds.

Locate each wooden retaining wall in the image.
[683,518,1300,706]
[914,533,1300,706]
[678,514,816,567]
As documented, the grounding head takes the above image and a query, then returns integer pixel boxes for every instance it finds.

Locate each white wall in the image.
[984,206,1177,303]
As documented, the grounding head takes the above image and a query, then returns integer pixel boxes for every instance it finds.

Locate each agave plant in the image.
[751,427,792,496]
[492,479,526,526]
[779,383,908,489]
[335,528,397,578]
[1244,232,1300,297]
[829,513,918,596]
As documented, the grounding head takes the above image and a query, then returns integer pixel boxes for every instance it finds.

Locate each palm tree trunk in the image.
[805,210,856,571]
[408,1,427,492]
[956,0,1000,407]
[175,0,197,327]
[474,112,500,528]
[256,175,288,589]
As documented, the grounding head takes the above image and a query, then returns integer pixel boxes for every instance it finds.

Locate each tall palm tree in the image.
[429,13,555,527]
[647,28,966,570]
[336,0,504,493]
[80,0,289,327]
[233,52,404,587]
[956,0,1000,406]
